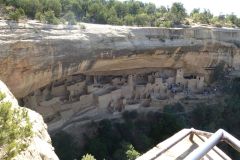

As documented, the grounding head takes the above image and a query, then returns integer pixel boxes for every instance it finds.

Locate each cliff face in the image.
[0,80,59,160]
[1,20,240,98]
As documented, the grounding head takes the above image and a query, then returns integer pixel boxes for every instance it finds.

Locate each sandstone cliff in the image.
[0,80,59,160]
[0,20,240,98]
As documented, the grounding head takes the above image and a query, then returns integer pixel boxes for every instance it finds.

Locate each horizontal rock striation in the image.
[0,20,240,98]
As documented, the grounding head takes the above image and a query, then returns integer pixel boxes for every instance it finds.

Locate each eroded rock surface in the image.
[1,20,240,98]
[0,80,59,160]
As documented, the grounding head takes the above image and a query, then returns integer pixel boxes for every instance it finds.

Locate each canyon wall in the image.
[0,80,58,160]
[0,20,240,98]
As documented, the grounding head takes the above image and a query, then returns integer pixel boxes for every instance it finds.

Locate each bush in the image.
[210,61,225,83]
[125,143,140,160]
[8,8,25,21]
[157,20,173,28]
[170,2,187,24]
[43,0,62,17]
[0,92,33,160]
[17,0,41,18]
[36,11,55,24]
[44,10,59,25]
[191,9,213,24]
[113,142,140,160]
[63,11,77,25]
[52,131,80,160]
[162,21,173,28]
[163,103,185,113]
[122,110,138,121]
[135,13,149,26]
[85,138,108,160]
[81,153,96,160]
[35,12,45,22]
[124,14,135,26]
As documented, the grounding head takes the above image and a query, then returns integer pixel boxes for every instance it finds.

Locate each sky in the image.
[119,0,240,16]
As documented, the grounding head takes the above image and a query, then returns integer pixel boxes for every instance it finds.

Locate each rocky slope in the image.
[0,20,240,98]
[0,80,59,160]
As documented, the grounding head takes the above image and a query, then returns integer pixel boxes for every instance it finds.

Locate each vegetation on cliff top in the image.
[0,92,33,160]
[0,0,240,28]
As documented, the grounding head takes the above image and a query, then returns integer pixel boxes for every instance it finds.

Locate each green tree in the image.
[35,11,45,22]
[128,1,141,15]
[61,0,83,19]
[157,6,168,15]
[113,142,140,160]
[43,0,62,17]
[145,3,156,15]
[114,1,128,18]
[190,8,200,17]
[17,0,41,18]
[8,8,25,21]
[0,92,33,160]
[44,10,60,24]
[85,137,108,160]
[211,16,223,27]
[156,20,173,28]
[225,13,240,27]
[124,14,134,26]
[170,2,187,24]
[135,13,149,26]
[87,2,105,23]
[201,9,213,24]
[52,131,80,160]
[210,61,225,83]
[125,143,140,160]
[63,11,77,25]
[191,9,213,24]
[107,7,122,25]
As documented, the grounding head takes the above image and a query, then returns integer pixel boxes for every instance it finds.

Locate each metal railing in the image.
[136,128,240,160]
[185,129,240,160]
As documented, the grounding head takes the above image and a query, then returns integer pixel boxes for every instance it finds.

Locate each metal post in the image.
[184,129,224,160]
[223,130,240,152]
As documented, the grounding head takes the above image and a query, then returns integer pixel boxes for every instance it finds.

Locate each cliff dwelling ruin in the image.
[20,66,216,131]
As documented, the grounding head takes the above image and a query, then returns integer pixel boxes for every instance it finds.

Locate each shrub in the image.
[44,10,59,25]
[63,11,77,25]
[0,92,32,160]
[81,154,96,160]
[17,0,41,18]
[124,14,135,26]
[113,142,140,160]
[52,131,80,160]
[35,12,45,22]
[125,143,140,160]
[122,110,138,121]
[210,61,226,83]
[162,21,173,28]
[163,103,185,113]
[85,137,108,160]
[8,8,25,21]
[170,2,187,24]
[135,13,149,26]
[157,20,173,28]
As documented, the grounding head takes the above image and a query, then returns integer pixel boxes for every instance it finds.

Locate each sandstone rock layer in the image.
[0,21,240,98]
[0,80,59,160]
